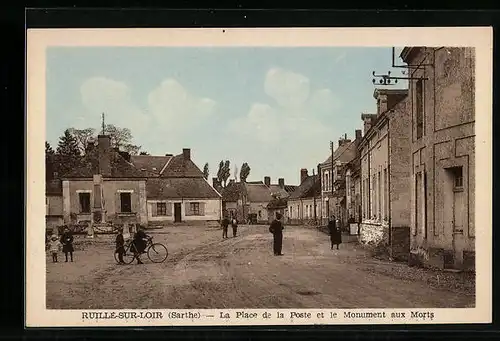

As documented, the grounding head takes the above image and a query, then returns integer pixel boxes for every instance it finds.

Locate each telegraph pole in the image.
[313,167,317,225]
[101,112,105,135]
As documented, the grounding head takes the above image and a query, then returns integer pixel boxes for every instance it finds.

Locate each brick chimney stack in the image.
[264,176,271,187]
[361,113,377,135]
[278,178,285,189]
[182,148,191,160]
[98,135,112,177]
[300,168,308,184]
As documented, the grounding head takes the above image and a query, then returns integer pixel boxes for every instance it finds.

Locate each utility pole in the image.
[330,140,334,196]
[313,167,317,225]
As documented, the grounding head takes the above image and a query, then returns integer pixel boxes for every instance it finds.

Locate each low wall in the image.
[359,221,389,246]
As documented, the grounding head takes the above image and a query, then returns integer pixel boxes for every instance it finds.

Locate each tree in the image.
[45,142,56,180]
[68,128,96,154]
[203,163,209,180]
[104,124,141,155]
[222,160,231,187]
[56,129,82,176]
[139,151,150,155]
[217,160,224,185]
[240,162,251,183]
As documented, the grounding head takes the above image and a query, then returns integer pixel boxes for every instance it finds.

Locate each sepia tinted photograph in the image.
[26,27,492,326]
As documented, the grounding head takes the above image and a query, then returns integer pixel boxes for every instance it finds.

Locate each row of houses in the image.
[297,46,475,271]
[46,136,223,232]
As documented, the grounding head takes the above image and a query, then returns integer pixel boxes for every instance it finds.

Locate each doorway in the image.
[174,203,182,223]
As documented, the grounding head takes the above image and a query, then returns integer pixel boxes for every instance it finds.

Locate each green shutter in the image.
[151,202,157,217]
[166,202,172,216]
[185,203,191,216]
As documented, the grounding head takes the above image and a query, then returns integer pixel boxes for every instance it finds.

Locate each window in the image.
[415,79,424,139]
[325,173,329,191]
[120,192,132,213]
[157,202,167,216]
[383,168,388,219]
[79,192,91,213]
[190,202,200,215]
[452,167,464,190]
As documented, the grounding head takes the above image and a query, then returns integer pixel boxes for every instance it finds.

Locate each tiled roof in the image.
[268,185,291,199]
[289,175,321,200]
[221,181,245,202]
[130,155,172,177]
[245,183,273,203]
[267,197,288,209]
[321,141,356,166]
[46,179,62,195]
[63,148,145,179]
[160,154,204,178]
[146,178,221,199]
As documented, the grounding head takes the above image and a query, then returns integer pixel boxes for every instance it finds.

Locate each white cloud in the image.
[79,77,149,137]
[264,67,310,108]
[147,78,217,131]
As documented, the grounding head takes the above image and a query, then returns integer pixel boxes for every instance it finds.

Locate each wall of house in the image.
[147,198,221,224]
[63,179,148,225]
[248,202,270,223]
[288,198,320,225]
[407,47,475,270]
[46,195,63,216]
[388,98,412,229]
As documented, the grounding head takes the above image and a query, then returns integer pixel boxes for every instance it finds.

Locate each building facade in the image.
[401,47,475,270]
[358,88,412,261]
[287,169,321,225]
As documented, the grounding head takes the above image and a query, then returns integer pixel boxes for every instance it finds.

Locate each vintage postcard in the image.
[26,27,492,327]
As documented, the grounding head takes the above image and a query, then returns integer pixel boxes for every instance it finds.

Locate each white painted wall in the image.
[147,198,221,222]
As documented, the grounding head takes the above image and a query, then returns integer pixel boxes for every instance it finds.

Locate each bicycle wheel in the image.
[114,244,136,265]
[147,243,168,263]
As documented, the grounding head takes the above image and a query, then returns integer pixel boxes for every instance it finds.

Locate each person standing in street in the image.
[115,227,126,264]
[60,227,74,262]
[48,234,62,263]
[221,214,230,239]
[231,215,238,237]
[269,212,284,256]
[328,215,342,250]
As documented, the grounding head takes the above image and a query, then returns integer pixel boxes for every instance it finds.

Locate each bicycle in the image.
[114,236,168,264]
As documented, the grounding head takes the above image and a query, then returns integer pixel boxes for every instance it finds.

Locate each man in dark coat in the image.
[328,215,342,250]
[231,215,238,237]
[60,227,74,262]
[221,215,230,239]
[132,226,149,264]
[115,227,125,264]
[269,212,284,256]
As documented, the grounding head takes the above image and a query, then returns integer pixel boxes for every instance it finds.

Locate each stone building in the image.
[401,47,475,270]
[345,130,363,231]
[61,134,148,233]
[358,88,411,261]
[45,179,63,233]
[132,149,222,225]
[287,168,321,225]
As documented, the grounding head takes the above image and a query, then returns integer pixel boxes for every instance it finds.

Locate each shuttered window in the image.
[79,193,91,213]
[185,202,205,216]
[120,193,132,213]
[157,202,167,216]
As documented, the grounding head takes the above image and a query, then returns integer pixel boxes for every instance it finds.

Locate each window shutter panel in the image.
[151,202,157,217]
[200,202,206,216]
[131,192,138,213]
[116,192,121,213]
[166,202,172,216]
[185,203,191,216]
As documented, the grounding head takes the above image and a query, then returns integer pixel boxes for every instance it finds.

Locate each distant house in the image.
[46,179,63,233]
[221,176,296,224]
[131,149,222,225]
[287,169,321,225]
[61,134,148,232]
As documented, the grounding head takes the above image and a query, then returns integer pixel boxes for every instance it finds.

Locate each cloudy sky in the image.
[46,46,406,185]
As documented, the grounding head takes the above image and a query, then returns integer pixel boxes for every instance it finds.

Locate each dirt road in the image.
[46,224,475,309]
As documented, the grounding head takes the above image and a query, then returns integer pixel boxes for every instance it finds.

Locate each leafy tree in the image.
[203,163,209,180]
[45,142,56,180]
[68,127,96,154]
[56,129,82,176]
[240,162,251,183]
[222,160,231,187]
[217,160,224,185]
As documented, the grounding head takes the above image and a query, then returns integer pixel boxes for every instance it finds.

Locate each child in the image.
[115,228,125,264]
[48,235,61,263]
[231,216,238,237]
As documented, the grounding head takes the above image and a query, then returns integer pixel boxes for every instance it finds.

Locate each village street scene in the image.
[44,46,476,309]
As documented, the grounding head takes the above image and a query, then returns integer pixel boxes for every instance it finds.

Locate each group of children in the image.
[47,227,75,263]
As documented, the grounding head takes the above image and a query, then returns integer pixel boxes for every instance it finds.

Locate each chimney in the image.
[278,178,285,189]
[98,135,112,177]
[182,148,191,160]
[355,129,362,141]
[361,114,377,135]
[212,177,218,188]
[165,153,173,156]
[300,168,308,184]
[264,176,271,187]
